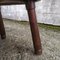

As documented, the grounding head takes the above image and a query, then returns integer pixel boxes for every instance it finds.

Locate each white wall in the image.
[1,0,60,26]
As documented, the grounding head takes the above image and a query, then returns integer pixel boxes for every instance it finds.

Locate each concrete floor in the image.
[0,19,60,60]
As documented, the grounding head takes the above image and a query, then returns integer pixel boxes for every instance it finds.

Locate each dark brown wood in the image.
[0,7,6,39]
[0,0,40,5]
[25,1,42,55]
[0,1,24,5]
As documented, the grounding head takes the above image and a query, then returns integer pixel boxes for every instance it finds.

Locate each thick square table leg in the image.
[0,7,6,39]
[25,1,42,55]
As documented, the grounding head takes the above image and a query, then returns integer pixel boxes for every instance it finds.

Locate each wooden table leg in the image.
[25,1,42,55]
[0,7,6,39]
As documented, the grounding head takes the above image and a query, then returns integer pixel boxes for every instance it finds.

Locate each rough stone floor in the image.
[0,19,60,60]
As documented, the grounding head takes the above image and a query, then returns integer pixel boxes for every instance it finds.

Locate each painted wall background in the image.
[1,0,60,26]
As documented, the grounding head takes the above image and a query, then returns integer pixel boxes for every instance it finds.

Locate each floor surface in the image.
[0,19,60,60]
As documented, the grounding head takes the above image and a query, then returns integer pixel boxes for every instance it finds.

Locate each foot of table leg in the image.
[25,1,42,55]
[0,7,6,39]
[1,34,6,39]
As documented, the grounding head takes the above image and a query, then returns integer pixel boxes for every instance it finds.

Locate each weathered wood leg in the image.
[25,1,42,55]
[0,7,6,39]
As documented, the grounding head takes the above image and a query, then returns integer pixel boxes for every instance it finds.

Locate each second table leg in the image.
[0,7,6,39]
